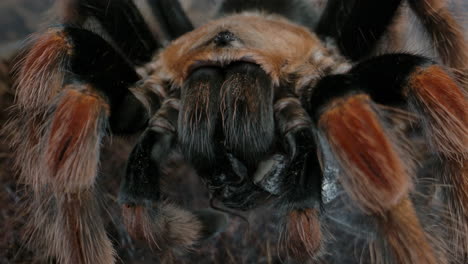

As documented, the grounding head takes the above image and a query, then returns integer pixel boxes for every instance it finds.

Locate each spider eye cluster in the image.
[213,30,237,46]
[159,14,323,86]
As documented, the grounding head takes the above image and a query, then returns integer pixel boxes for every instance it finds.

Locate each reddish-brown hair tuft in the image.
[121,204,159,250]
[14,29,71,109]
[380,198,439,264]
[409,66,468,260]
[409,0,468,83]
[121,202,204,251]
[318,95,412,214]
[283,208,321,260]
[409,66,468,160]
[440,159,468,260]
[44,87,109,191]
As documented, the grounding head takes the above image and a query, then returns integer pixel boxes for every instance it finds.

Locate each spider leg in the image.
[147,0,194,40]
[119,72,228,251]
[10,27,150,263]
[316,0,467,75]
[16,27,149,134]
[408,0,468,82]
[120,101,178,210]
[57,0,161,65]
[218,0,319,29]
[316,0,403,60]
[273,91,323,260]
[307,54,467,263]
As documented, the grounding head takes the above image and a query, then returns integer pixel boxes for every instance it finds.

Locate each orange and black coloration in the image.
[6,0,468,263]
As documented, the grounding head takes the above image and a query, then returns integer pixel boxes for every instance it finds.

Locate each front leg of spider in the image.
[120,97,228,250]
[255,90,323,260]
[13,0,224,262]
[307,54,467,263]
[12,21,153,263]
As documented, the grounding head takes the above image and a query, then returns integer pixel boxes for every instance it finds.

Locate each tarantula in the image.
[6,0,468,263]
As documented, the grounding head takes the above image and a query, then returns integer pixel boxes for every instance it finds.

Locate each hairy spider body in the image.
[6,0,468,263]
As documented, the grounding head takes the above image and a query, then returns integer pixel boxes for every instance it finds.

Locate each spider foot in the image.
[121,202,227,251]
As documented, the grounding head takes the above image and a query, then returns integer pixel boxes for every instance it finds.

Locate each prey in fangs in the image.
[6,0,468,263]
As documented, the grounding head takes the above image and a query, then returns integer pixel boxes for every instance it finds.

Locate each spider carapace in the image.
[7,0,468,263]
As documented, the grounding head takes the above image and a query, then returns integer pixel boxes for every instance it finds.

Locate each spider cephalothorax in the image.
[142,13,350,211]
[6,0,468,263]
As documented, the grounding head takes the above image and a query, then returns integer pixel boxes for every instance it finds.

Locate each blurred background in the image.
[0,1,466,264]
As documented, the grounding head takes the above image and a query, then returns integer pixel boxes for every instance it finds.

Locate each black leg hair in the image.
[257,87,323,207]
[308,54,428,111]
[58,0,161,65]
[314,0,355,43]
[148,0,194,40]
[260,88,323,260]
[218,0,319,29]
[15,25,149,133]
[120,97,179,206]
[316,0,403,60]
[220,0,293,14]
[62,27,150,133]
[120,97,228,250]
